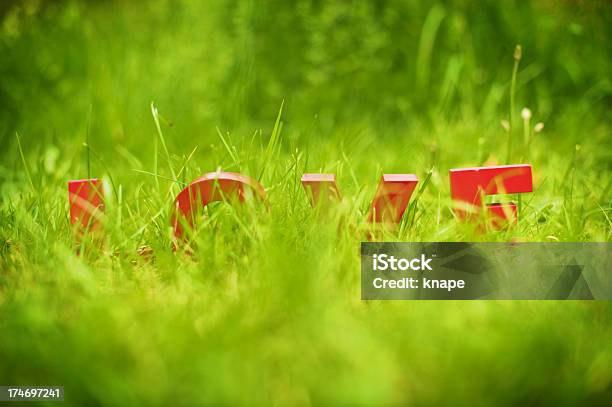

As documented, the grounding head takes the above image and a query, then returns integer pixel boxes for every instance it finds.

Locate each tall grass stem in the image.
[15,132,35,191]
[507,45,522,163]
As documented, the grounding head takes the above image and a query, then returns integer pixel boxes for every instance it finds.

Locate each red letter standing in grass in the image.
[301,173,341,205]
[68,179,104,232]
[171,171,266,239]
[449,164,533,223]
[368,174,419,224]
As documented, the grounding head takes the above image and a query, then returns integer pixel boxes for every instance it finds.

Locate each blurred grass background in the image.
[0,0,611,405]
[0,0,610,175]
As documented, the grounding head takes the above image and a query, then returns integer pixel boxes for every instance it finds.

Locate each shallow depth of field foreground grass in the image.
[1,0,611,405]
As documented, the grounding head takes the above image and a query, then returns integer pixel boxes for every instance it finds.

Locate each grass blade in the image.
[15,132,35,191]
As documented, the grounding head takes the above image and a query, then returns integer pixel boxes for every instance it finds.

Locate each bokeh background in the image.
[0,0,611,405]
[0,0,610,177]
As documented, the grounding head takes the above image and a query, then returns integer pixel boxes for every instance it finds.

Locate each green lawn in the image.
[0,1,611,405]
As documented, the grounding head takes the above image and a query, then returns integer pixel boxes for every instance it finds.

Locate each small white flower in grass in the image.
[501,119,510,131]
[521,107,532,121]
[534,122,544,133]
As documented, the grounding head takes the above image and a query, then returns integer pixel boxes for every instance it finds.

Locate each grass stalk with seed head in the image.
[521,107,532,160]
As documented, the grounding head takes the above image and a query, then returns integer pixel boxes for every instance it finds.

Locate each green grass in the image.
[1,0,611,405]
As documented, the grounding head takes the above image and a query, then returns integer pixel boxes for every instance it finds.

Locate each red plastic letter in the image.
[68,179,104,231]
[449,164,533,222]
[368,174,419,223]
[172,171,266,238]
[301,173,340,206]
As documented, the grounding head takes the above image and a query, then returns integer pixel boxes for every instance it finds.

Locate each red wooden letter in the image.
[301,173,340,206]
[172,171,266,239]
[449,164,533,222]
[368,174,419,223]
[68,179,104,231]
